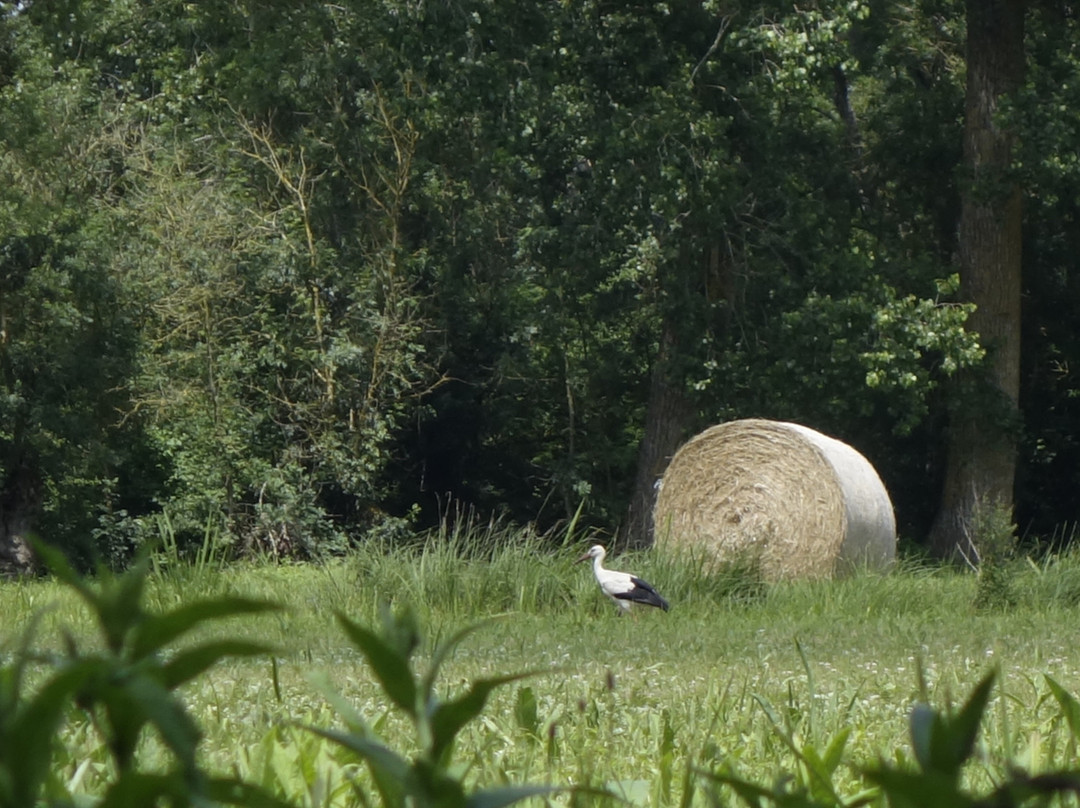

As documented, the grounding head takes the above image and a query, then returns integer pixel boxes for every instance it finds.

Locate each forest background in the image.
[2,0,1078,568]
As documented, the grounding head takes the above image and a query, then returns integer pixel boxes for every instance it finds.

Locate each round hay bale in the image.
[653,419,896,580]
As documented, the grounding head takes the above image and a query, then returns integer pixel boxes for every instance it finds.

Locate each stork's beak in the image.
[576,552,592,563]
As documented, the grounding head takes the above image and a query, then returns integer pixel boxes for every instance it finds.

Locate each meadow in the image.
[6,524,1080,807]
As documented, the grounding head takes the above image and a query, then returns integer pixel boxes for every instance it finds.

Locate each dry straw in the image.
[653,419,896,580]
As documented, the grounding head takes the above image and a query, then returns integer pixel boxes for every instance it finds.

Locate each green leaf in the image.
[421,619,497,699]
[429,672,539,764]
[31,540,97,608]
[91,560,154,656]
[6,660,104,808]
[306,725,412,806]
[698,770,769,808]
[109,559,152,637]
[941,670,995,773]
[909,703,938,774]
[986,771,1080,805]
[863,766,974,808]
[306,726,411,782]
[1045,674,1080,740]
[96,771,185,808]
[466,784,562,808]
[306,671,374,736]
[379,603,422,661]
[800,743,843,805]
[35,542,151,656]
[513,686,539,736]
[336,612,418,717]
[205,776,301,808]
[105,673,202,773]
[821,726,851,776]
[130,597,280,660]
[910,671,995,779]
[752,694,804,761]
[158,641,273,690]
[413,758,468,808]
[0,608,46,713]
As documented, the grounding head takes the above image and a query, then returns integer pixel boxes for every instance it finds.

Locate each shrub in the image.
[965,495,1019,612]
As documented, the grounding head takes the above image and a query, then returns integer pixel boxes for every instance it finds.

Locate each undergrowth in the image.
[8,531,1080,806]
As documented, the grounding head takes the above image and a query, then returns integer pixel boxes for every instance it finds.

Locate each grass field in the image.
[6,530,1080,806]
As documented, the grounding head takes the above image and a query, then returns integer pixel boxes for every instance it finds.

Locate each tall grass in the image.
[8,523,1080,806]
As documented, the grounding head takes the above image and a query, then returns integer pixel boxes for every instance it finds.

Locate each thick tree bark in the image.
[623,323,695,550]
[0,462,38,574]
[928,0,1025,556]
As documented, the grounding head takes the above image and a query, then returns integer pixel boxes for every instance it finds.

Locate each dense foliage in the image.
[2,0,1079,561]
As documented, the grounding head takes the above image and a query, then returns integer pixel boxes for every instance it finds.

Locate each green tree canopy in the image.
[3,0,1080,564]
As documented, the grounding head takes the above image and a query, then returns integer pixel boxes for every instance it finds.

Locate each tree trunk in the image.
[0,463,39,574]
[928,0,1025,557]
[623,323,695,550]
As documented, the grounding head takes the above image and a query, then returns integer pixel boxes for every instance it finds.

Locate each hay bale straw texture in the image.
[653,419,896,580]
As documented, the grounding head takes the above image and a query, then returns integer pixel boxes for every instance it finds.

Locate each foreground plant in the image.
[868,670,1080,807]
[704,669,1080,808]
[1,545,589,807]
[0,543,287,808]
[307,606,569,808]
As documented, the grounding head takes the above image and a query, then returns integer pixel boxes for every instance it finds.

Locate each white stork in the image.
[577,544,670,615]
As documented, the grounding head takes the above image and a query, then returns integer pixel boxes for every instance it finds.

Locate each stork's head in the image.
[577,544,607,563]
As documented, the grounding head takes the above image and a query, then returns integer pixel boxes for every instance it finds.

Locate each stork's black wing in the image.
[614,576,670,611]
